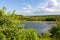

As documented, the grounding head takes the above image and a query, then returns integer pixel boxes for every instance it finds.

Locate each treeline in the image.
[17,15,60,21]
[0,7,60,40]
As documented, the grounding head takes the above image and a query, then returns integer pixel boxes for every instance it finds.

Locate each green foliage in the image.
[0,32,6,40]
[49,20,60,40]
[39,32,51,40]
[25,28,38,40]
[0,7,24,40]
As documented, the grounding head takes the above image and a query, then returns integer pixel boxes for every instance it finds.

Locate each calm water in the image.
[22,22,56,34]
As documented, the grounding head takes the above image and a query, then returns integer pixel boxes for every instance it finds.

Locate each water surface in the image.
[22,21,56,34]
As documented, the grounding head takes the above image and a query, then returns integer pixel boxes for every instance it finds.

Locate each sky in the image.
[0,0,60,16]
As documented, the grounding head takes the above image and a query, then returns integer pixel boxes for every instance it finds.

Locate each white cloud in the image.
[19,4,34,15]
[49,0,58,6]
[19,0,60,15]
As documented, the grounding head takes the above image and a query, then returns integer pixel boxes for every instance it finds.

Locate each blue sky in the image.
[0,0,60,15]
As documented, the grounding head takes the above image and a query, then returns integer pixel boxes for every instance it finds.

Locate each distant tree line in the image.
[17,15,60,21]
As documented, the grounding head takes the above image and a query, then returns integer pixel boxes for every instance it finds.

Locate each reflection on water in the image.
[22,22,56,34]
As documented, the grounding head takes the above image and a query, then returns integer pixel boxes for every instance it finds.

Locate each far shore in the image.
[23,21,56,24]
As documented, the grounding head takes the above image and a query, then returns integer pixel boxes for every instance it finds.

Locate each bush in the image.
[45,18,56,21]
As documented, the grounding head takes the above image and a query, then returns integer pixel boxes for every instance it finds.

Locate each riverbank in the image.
[23,21,56,24]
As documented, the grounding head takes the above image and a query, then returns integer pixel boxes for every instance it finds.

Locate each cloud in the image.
[49,0,58,7]
[19,0,60,15]
[19,4,34,15]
